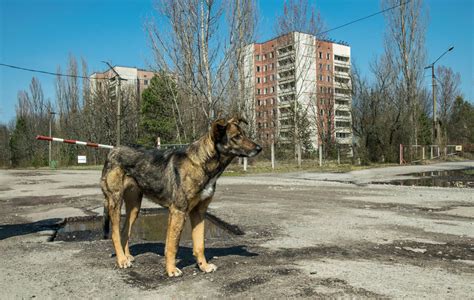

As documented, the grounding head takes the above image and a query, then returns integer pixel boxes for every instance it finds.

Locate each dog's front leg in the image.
[165,205,186,277]
[190,197,217,273]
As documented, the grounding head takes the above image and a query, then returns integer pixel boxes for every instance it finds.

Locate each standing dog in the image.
[100,117,261,277]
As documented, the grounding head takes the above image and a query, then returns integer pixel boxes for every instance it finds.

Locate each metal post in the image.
[319,144,322,167]
[48,111,56,167]
[422,146,425,160]
[271,142,275,170]
[49,114,52,167]
[297,143,301,168]
[243,157,247,172]
[337,148,340,165]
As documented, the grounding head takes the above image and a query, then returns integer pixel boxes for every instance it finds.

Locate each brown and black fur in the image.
[100,117,261,277]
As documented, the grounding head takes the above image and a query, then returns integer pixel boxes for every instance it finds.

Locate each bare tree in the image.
[382,0,427,146]
[146,0,257,141]
[435,65,461,144]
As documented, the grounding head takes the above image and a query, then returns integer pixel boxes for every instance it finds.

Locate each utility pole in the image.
[425,46,454,148]
[103,61,127,146]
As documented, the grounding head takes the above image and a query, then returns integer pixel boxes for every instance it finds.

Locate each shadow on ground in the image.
[0,219,62,240]
[130,242,259,269]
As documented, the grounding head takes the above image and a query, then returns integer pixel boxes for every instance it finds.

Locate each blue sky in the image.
[1,0,473,124]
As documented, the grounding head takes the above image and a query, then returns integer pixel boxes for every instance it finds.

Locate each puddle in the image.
[54,208,241,242]
[374,168,474,188]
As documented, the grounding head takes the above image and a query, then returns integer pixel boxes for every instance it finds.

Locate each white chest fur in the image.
[200,175,218,200]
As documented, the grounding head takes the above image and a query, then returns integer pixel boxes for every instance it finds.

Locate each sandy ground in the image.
[0,161,473,299]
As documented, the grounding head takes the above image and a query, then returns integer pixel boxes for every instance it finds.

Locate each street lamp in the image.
[424,46,454,147]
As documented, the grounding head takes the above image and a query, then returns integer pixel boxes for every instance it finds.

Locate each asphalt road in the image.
[0,161,473,299]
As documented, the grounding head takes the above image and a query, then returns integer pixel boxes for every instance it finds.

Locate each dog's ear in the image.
[211,118,227,141]
[228,116,248,125]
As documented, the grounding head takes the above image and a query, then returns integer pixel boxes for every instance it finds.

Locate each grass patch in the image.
[223,160,397,176]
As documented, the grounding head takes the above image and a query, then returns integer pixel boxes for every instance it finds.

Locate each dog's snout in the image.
[255,144,262,153]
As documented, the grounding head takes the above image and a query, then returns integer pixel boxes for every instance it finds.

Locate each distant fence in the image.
[399,144,466,164]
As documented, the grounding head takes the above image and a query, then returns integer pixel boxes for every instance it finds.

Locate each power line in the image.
[1,1,413,79]
[0,63,152,81]
[318,0,412,36]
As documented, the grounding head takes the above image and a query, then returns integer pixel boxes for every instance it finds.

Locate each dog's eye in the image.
[233,134,242,141]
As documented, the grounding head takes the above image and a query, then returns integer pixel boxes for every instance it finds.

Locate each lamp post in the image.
[424,46,454,147]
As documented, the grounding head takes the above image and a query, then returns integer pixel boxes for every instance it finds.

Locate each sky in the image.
[0,0,473,124]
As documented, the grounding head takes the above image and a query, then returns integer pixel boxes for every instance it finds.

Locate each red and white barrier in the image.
[36,135,114,149]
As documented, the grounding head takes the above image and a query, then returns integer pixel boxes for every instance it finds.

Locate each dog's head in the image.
[211,117,262,158]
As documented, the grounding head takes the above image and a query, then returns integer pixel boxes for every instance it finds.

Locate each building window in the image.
[336,132,350,138]
[257,77,261,83]
[319,75,323,81]
[263,54,267,60]
[256,54,260,61]
[271,86,275,93]
[264,65,268,72]
[271,74,275,81]
[327,64,331,71]
[320,109,324,116]
[144,80,148,85]
[257,89,261,95]
[320,87,324,93]
[319,63,322,70]
[256,66,260,72]
[320,98,324,105]
[269,52,274,58]
[264,88,267,95]
[319,52,322,59]
[326,53,330,59]
[327,76,331,82]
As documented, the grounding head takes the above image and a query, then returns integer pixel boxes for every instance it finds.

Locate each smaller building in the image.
[90,66,156,106]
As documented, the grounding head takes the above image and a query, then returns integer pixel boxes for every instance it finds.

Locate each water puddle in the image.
[374,168,474,188]
[54,208,241,242]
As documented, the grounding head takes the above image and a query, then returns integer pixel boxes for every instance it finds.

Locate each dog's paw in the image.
[167,267,183,277]
[199,263,217,273]
[116,256,133,269]
[126,254,135,262]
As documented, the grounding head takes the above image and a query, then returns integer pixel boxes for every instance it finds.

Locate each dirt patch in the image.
[224,274,268,293]
[7,195,66,207]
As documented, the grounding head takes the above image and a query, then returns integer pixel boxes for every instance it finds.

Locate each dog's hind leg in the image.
[190,197,217,273]
[121,177,142,263]
[165,205,186,277]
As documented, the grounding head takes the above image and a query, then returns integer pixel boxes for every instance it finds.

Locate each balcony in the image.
[335,70,350,78]
[277,50,295,60]
[336,136,352,145]
[334,59,350,67]
[278,88,296,97]
[278,76,295,85]
[278,63,295,72]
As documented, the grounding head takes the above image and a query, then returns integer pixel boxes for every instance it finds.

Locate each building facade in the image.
[244,32,352,153]
[90,66,156,106]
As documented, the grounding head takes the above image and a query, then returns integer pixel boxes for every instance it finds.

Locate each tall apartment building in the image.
[90,66,156,106]
[243,31,352,153]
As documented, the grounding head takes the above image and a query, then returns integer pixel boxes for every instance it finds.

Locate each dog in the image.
[100,117,262,277]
